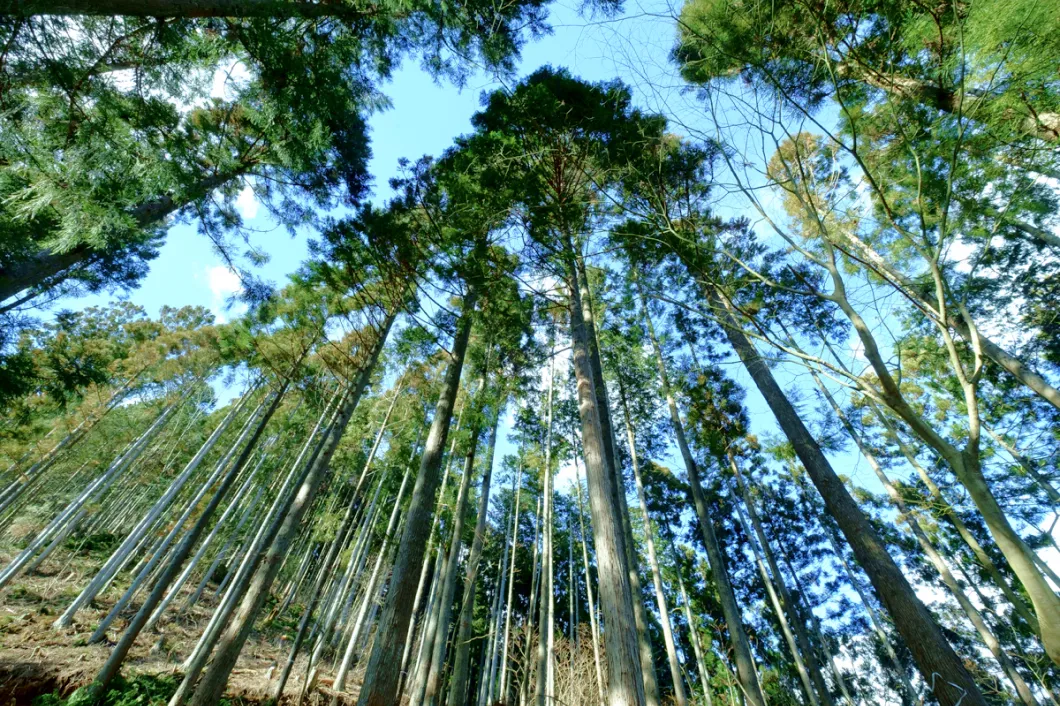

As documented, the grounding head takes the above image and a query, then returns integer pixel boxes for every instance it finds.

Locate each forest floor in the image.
[0,540,362,706]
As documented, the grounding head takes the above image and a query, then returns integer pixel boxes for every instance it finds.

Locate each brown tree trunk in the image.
[568,251,646,706]
[697,282,985,706]
[447,401,503,705]
[641,295,766,706]
[357,286,478,706]
[578,255,658,705]
[187,313,393,706]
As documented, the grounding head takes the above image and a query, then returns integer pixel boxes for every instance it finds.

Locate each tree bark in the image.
[568,254,646,706]
[697,281,985,706]
[579,256,658,705]
[574,456,606,706]
[357,286,478,706]
[448,401,503,705]
[186,313,393,706]
[641,296,766,706]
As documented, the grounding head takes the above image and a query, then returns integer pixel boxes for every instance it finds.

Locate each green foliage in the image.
[35,673,178,706]
[63,531,122,557]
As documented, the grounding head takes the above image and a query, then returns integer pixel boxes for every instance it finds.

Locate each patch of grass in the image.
[6,585,43,603]
[31,674,263,706]
[34,673,178,706]
[64,532,121,558]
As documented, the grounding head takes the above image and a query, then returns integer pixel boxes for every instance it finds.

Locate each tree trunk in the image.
[641,296,766,706]
[448,402,503,705]
[727,454,839,706]
[397,402,467,696]
[574,456,606,706]
[579,256,658,705]
[696,281,985,706]
[535,345,556,706]
[90,381,290,695]
[732,491,821,706]
[617,374,688,706]
[421,422,483,706]
[0,400,177,590]
[810,371,1039,706]
[186,314,393,706]
[670,540,714,706]
[567,252,646,706]
[357,286,478,706]
[497,463,523,702]
[332,456,414,692]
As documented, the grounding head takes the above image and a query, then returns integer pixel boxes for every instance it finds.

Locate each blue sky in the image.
[42,0,1060,664]
[60,0,899,505]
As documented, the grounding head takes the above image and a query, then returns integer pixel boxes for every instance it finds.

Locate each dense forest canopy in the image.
[0,2,1057,706]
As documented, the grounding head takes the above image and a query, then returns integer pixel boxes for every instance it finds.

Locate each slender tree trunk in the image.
[90,381,291,695]
[89,402,268,642]
[732,498,820,706]
[186,314,393,706]
[809,371,1039,706]
[617,374,688,706]
[670,540,713,706]
[398,405,466,697]
[421,423,483,705]
[448,402,503,705]
[690,280,985,706]
[273,478,365,699]
[62,390,255,628]
[567,251,645,706]
[536,346,556,706]
[640,296,765,706]
[774,546,855,706]
[0,401,177,590]
[727,454,839,706]
[147,458,261,630]
[574,457,606,706]
[357,286,479,706]
[498,463,523,702]
[869,403,1039,632]
[520,494,543,706]
[332,456,414,692]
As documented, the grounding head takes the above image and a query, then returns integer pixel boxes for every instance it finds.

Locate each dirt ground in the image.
[0,549,362,706]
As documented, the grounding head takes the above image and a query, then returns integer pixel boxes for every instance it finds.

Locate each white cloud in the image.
[235,185,259,220]
[206,266,245,324]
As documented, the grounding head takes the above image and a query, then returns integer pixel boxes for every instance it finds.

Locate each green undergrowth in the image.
[32,674,257,706]
[63,532,122,558]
